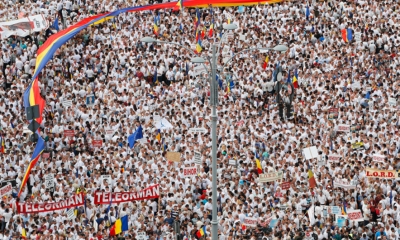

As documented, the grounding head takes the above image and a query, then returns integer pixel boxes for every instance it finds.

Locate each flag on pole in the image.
[286,70,291,84]
[347,28,353,41]
[53,17,59,32]
[127,126,143,148]
[153,16,159,35]
[109,215,129,236]
[255,151,262,174]
[293,69,299,88]
[155,129,161,143]
[196,39,202,53]
[153,68,158,83]
[0,136,5,153]
[209,18,214,37]
[305,6,310,19]
[341,29,348,42]
[341,201,347,215]
[307,164,317,189]
[262,56,269,69]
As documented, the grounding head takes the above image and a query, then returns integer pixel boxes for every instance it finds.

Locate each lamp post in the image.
[141,29,287,240]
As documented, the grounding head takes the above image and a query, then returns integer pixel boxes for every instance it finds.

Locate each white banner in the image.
[328,154,341,162]
[243,217,258,227]
[372,154,385,163]
[0,183,12,198]
[0,14,48,39]
[337,124,350,132]
[183,167,198,177]
[258,172,283,183]
[333,179,357,189]
[347,210,364,222]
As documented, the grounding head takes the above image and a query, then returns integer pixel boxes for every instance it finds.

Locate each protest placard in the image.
[0,183,12,198]
[194,151,202,165]
[243,217,258,227]
[372,154,385,163]
[183,167,198,177]
[328,154,341,162]
[259,172,283,183]
[166,152,181,162]
[337,124,350,132]
[347,210,363,222]
[64,130,75,137]
[328,108,339,120]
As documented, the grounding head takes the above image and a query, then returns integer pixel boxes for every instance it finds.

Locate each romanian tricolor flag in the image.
[109,215,129,236]
[201,26,206,39]
[341,201,347,215]
[227,17,231,24]
[0,136,5,153]
[18,135,45,197]
[196,28,200,42]
[195,8,201,28]
[262,56,269,69]
[196,39,202,53]
[23,77,46,125]
[177,0,183,11]
[155,129,161,143]
[293,68,299,88]
[196,226,206,238]
[307,164,317,189]
[21,223,27,239]
[153,16,159,35]
[255,151,262,174]
[209,19,214,38]
[341,28,348,43]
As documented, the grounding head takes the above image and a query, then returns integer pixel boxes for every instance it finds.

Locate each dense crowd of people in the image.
[0,0,399,239]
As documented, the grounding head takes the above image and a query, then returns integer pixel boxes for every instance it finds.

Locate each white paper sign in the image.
[66,208,76,220]
[328,155,341,162]
[243,217,258,227]
[100,175,112,185]
[194,151,202,165]
[183,167,198,177]
[333,179,357,189]
[337,124,350,132]
[62,100,73,107]
[308,205,315,225]
[372,154,385,163]
[193,65,207,76]
[347,210,364,222]
[45,174,54,189]
[0,184,12,198]
[388,97,397,106]
[137,232,146,240]
[303,146,319,160]
[188,128,207,134]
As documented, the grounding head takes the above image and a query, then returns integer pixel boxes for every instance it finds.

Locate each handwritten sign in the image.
[194,151,202,165]
[347,210,363,222]
[243,217,258,227]
[372,154,385,163]
[328,154,341,162]
[0,184,12,198]
[337,124,350,132]
[388,97,397,106]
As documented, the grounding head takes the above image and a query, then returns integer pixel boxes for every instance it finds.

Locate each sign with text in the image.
[64,130,75,137]
[86,94,95,107]
[350,124,361,133]
[333,179,356,189]
[44,174,54,189]
[365,168,399,179]
[243,217,258,227]
[388,97,397,106]
[280,181,291,190]
[92,140,103,148]
[259,171,283,183]
[94,185,160,204]
[337,124,350,132]
[194,151,202,165]
[66,208,76,220]
[42,152,50,159]
[0,183,12,198]
[328,108,339,120]
[17,193,85,214]
[347,210,363,222]
[188,128,207,134]
[183,167,198,177]
[372,154,385,163]
[62,100,73,108]
[328,154,341,162]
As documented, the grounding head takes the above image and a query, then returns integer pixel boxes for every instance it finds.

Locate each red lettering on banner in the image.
[94,185,160,204]
[373,172,378,177]
[388,172,394,177]
[380,172,385,177]
[16,193,86,214]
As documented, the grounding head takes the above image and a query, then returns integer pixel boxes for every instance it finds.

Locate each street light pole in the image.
[210,44,218,240]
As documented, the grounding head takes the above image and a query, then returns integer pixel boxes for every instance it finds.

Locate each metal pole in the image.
[210,44,218,240]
